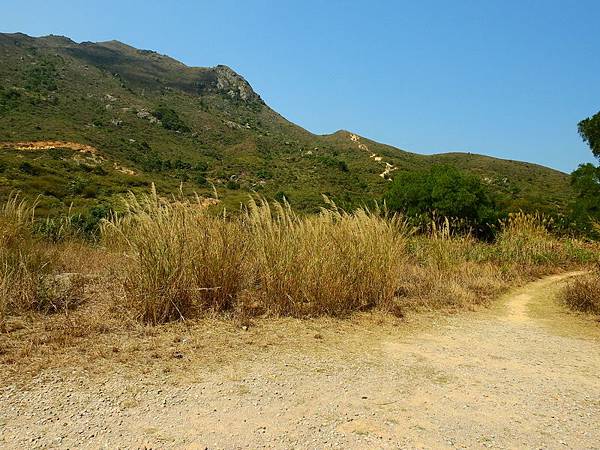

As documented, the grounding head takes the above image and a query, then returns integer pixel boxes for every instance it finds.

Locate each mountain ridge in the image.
[0,32,571,215]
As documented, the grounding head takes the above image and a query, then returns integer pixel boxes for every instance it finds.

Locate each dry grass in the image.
[402,230,507,310]
[0,194,101,328]
[102,188,247,324]
[3,192,596,326]
[243,198,409,317]
[563,269,600,315]
[496,212,566,265]
[0,194,52,322]
[102,193,596,323]
[0,190,598,377]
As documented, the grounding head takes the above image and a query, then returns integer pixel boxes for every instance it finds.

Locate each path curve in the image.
[1,272,599,449]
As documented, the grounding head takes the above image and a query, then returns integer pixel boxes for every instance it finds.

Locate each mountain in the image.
[0,32,571,216]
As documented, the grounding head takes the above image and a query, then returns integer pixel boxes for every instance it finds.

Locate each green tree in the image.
[385,165,498,235]
[578,111,600,159]
[570,112,600,235]
[570,164,600,231]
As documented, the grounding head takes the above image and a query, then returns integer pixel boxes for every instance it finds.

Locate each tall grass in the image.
[96,192,599,324]
[103,188,247,323]
[496,212,565,265]
[0,194,52,321]
[563,268,600,315]
[105,193,409,322]
[244,198,409,317]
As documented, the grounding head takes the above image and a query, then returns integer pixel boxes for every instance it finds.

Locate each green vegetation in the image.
[24,58,58,92]
[569,163,600,235]
[578,111,600,159]
[151,106,190,132]
[0,87,22,113]
[569,109,600,237]
[385,165,498,236]
[558,112,600,315]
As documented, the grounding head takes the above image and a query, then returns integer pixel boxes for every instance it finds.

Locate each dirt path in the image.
[349,133,397,179]
[1,272,599,449]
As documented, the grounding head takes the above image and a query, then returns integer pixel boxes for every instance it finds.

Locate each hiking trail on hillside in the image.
[349,133,397,179]
[1,271,599,449]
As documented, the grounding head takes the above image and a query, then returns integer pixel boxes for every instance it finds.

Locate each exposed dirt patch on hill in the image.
[1,272,599,449]
[0,141,100,155]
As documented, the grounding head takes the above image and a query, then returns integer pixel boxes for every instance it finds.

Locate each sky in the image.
[2,0,599,172]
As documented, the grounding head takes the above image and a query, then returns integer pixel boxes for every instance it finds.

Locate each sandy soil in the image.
[1,271,599,449]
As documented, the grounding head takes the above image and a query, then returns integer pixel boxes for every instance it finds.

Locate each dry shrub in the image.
[563,270,600,315]
[0,194,90,325]
[100,189,596,324]
[0,194,54,321]
[402,234,508,310]
[496,212,564,265]
[244,198,409,317]
[103,188,247,324]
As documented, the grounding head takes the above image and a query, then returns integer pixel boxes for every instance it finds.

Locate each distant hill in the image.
[0,32,571,216]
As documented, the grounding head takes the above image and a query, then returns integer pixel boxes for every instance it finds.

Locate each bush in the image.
[103,188,247,323]
[0,87,22,113]
[243,198,408,316]
[19,162,39,175]
[496,212,564,265]
[274,191,288,202]
[385,165,498,237]
[195,174,208,186]
[226,180,240,190]
[25,60,58,92]
[151,106,190,132]
[563,271,600,315]
[0,194,55,321]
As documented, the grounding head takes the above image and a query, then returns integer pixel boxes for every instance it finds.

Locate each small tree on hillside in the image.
[384,165,498,236]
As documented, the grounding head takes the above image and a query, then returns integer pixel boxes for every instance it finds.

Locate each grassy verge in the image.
[0,190,597,376]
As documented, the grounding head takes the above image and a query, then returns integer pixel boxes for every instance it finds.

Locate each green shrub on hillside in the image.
[24,60,58,92]
[0,87,22,113]
[385,165,499,236]
[19,162,39,175]
[151,106,190,132]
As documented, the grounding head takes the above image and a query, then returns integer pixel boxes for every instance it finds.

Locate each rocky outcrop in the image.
[213,65,261,103]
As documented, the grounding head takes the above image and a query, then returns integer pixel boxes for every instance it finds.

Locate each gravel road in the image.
[1,272,599,449]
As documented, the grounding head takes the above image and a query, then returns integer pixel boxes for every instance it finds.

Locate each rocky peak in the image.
[211,65,262,103]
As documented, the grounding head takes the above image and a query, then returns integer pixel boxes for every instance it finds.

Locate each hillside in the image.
[0,32,571,216]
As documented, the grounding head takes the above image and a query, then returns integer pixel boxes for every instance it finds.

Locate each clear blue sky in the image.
[2,0,599,172]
